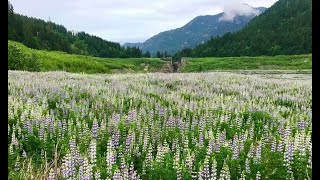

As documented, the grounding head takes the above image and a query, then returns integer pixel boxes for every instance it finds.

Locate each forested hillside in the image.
[176,0,312,57]
[8,1,145,58]
[124,6,266,55]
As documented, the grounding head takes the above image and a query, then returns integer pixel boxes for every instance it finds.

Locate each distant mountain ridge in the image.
[186,0,312,57]
[123,6,266,55]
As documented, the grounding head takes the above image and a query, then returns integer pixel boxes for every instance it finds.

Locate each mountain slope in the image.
[8,1,143,58]
[187,0,312,57]
[124,6,266,55]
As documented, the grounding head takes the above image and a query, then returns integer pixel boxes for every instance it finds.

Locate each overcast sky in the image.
[10,0,278,44]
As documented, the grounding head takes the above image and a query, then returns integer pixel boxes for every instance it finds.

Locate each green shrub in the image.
[8,43,41,71]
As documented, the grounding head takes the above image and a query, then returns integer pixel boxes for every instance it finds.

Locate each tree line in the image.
[8,1,149,58]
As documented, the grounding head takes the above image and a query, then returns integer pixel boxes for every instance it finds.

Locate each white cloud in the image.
[10,0,278,44]
[218,2,261,22]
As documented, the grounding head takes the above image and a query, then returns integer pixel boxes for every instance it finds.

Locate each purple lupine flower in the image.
[61,160,68,178]
[62,120,67,133]
[207,139,214,155]
[106,139,116,176]
[159,107,166,117]
[61,153,76,178]
[219,161,231,180]
[199,116,205,131]
[192,137,197,146]
[145,143,154,169]
[24,120,33,135]
[33,119,39,129]
[75,148,81,166]
[78,158,85,179]
[167,116,174,128]
[92,119,99,139]
[277,139,284,152]
[42,119,48,130]
[57,120,62,139]
[22,150,27,158]
[126,111,132,126]
[211,159,217,180]
[95,170,101,180]
[38,125,44,140]
[199,135,204,147]
[112,169,121,180]
[284,127,291,140]
[232,145,239,160]
[248,144,254,158]
[255,143,261,164]
[297,121,306,131]
[69,138,77,156]
[142,160,147,175]
[284,140,294,174]
[85,162,93,179]
[171,139,177,152]
[49,118,54,134]
[215,141,221,153]
[148,110,153,121]
[177,166,182,180]
[9,143,13,156]
[112,130,120,148]
[125,133,133,153]
[178,120,184,132]
[90,139,97,164]
[245,158,251,174]
[41,149,45,159]
[129,162,134,179]
[112,113,121,125]
[202,157,210,179]
[14,157,20,172]
[271,138,277,152]
[108,123,114,135]
[186,150,195,173]
[11,131,18,147]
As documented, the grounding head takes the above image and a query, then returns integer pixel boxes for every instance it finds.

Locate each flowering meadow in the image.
[8,71,312,179]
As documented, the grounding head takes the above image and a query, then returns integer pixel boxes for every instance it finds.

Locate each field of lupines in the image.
[8,71,312,179]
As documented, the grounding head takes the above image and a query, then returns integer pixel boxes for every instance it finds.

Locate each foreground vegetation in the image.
[181,55,312,72]
[8,41,165,73]
[8,71,311,179]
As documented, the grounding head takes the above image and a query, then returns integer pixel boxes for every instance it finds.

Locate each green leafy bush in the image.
[8,43,40,71]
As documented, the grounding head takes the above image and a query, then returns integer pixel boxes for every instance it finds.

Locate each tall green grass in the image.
[181,55,312,72]
[8,40,165,74]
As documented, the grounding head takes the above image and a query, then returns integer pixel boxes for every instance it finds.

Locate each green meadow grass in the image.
[181,55,312,72]
[9,40,312,74]
[9,40,165,74]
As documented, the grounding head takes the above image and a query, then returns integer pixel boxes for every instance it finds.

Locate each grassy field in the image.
[181,55,312,72]
[8,40,165,73]
[9,41,312,74]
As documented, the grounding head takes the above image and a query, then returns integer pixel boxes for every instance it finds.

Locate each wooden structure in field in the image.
[161,57,173,64]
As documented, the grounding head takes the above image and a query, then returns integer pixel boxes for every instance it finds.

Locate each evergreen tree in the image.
[156,51,161,58]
